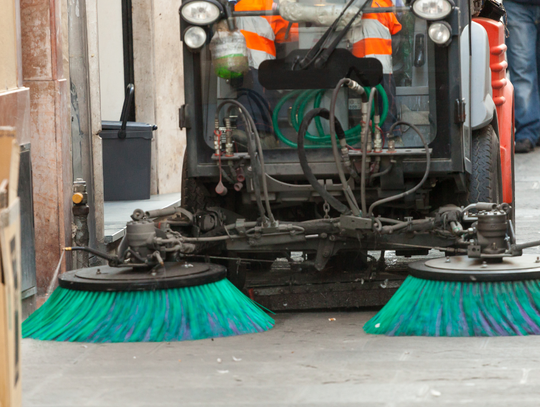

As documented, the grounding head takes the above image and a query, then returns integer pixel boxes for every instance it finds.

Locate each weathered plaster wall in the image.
[133,0,185,195]
[20,0,72,293]
[0,0,19,91]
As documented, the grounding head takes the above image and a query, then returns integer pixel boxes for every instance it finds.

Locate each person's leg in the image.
[506,1,540,149]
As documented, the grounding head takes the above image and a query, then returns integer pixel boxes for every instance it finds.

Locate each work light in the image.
[180,0,222,25]
[184,26,208,50]
[428,21,452,46]
[412,0,453,20]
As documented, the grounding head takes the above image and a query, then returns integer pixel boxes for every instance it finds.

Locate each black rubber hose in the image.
[297,107,351,214]
[329,78,361,215]
[243,114,267,221]
[237,90,272,129]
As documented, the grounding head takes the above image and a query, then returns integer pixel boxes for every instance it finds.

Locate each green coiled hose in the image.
[272,84,389,148]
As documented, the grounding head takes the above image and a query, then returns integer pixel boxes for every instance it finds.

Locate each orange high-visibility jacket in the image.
[235,0,298,68]
[349,0,402,74]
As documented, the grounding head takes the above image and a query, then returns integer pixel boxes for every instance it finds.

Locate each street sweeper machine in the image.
[25,0,540,341]
[167,0,525,307]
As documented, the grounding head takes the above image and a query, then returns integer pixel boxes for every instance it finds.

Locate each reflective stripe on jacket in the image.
[235,0,298,68]
[349,0,402,74]
[235,17,276,69]
[236,0,298,43]
[235,0,276,69]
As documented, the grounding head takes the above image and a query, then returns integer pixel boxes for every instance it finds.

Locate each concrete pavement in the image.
[21,149,540,406]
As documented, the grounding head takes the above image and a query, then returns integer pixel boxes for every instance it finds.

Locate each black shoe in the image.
[536,138,540,147]
[516,139,534,153]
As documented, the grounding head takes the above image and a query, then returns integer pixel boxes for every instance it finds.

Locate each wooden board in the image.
[0,127,22,407]
[0,127,18,206]
[0,199,22,407]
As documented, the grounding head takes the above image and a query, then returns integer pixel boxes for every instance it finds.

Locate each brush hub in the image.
[58,261,227,291]
[408,254,540,282]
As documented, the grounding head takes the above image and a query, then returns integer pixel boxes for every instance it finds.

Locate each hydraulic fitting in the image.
[360,102,372,152]
[213,129,222,156]
[373,115,382,153]
[341,146,350,163]
[387,138,396,153]
[224,117,234,157]
[345,79,364,95]
[341,146,351,169]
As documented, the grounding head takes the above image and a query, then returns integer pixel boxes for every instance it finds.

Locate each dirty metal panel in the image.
[251,278,402,311]
[247,269,405,311]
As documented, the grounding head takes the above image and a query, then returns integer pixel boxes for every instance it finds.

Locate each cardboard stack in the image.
[0,127,22,407]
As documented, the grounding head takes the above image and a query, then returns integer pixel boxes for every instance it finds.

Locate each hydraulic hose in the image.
[272,84,389,148]
[241,111,267,222]
[370,160,394,180]
[295,85,389,141]
[311,85,388,137]
[273,90,310,148]
[216,100,276,225]
[368,121,431,217]
[237,89,272,129]
[297,107,352,214]
[330,78,361,216]
[360,87,376,216]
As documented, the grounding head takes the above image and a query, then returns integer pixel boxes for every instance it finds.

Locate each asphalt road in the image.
[21,149,540,406]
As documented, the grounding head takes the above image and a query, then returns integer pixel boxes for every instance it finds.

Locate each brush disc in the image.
[58,261,226,291]
[23,262,274,342]
[408,254,540,282]
[363,275,540,336]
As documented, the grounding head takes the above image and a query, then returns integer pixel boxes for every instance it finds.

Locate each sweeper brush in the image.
[22,210,274,342]
[364,256,540,336]
[364,205,540,337]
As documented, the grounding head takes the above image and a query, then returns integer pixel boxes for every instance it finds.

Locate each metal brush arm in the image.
[513,239,540,251]
[66,247,119,263]
[66,247,150,268]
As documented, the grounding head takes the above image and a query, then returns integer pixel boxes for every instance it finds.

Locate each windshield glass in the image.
[200,0,436,151]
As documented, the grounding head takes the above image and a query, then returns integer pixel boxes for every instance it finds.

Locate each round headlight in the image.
[184,26,207,50]
[181,0,221,25]
[428,21,452,45]
[412,0,453,20]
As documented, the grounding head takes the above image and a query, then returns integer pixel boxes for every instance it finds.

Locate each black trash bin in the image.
[100,84,157,201]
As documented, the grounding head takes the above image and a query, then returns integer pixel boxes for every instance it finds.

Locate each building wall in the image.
[20,0,72,293]
[0,0,30,155]
[133,0,185,195]
[97,0,125,121]
[0,0,32,309]
[0,0,18,91]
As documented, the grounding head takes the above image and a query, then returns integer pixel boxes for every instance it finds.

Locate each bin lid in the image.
[100,121,157,139]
